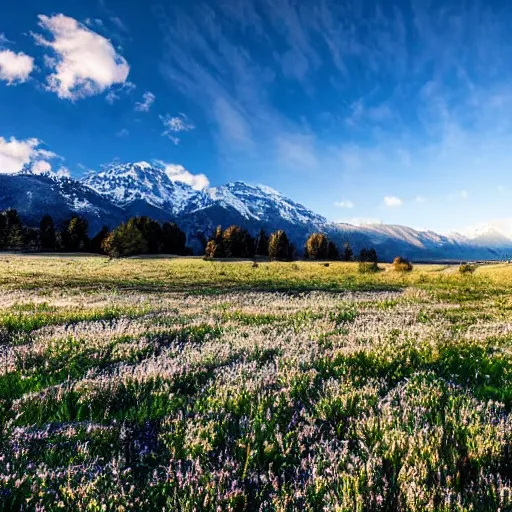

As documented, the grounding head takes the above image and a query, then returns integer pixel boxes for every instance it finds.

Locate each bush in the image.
[459,263,476,274]
[392,256,413,272]
[358,261,380,274]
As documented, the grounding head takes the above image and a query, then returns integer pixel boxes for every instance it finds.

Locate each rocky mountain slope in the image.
[0,162,511,260]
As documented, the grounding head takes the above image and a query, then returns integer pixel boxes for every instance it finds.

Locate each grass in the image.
[2,255,512,510]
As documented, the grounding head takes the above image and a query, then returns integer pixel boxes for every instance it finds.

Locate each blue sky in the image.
[1,0,512,234]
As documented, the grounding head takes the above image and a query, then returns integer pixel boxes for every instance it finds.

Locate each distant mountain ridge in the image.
[1,161,511,261]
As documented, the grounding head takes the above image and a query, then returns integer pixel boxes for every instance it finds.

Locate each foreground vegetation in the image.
[2,256,512,510]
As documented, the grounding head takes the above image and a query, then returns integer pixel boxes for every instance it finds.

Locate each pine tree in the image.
[204,226,225,258]
[359,248,369,262]
[39,215,56,251]
[268,230,291,261]
[255,229,269,256]
[0,209,25,250]
[367,248,378,263]
[61,216,89,252]
[327,240,340,260]
[129,217,162,254]
[102,222,147,258]
[222,225,255,258]
[161,222,186,255]
[0,212,7,249]
[343,242,354,261]
[90,226,110,254]
[305,233,329,260]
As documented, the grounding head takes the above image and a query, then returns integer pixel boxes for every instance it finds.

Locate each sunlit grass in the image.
[2,255,512,510]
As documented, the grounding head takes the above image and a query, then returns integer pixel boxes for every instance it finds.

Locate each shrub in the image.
[459,263,476,274]
[392,256,413,272]
[358,261,380,273]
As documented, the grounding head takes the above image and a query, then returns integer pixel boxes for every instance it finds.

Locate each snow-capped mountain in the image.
[81,162,325,228]
[0,172,125,234]
[1,161,512,260]
[82,162,204,214]
[208,182,326,226]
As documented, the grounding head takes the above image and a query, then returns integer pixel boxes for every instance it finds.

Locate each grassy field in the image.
[2,255,512,510]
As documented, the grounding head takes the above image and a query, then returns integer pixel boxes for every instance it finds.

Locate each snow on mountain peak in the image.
[82,161,201,214]
[80,164,325,227]
[208,181,326,226]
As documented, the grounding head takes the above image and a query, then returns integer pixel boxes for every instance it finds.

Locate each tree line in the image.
[0,209,379,262]
[0,209,189,257]
[204,226,378,262]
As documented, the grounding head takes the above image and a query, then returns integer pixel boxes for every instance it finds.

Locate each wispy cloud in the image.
[0,33,11,46]
[160,113,194,145]
[135,91,155,112]
[334,200,355,209]
[384,196,403,207]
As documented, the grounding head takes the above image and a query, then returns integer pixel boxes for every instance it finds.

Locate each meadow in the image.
[2,255,512,510]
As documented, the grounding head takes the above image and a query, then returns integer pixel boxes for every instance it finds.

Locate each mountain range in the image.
[1,161,510,261]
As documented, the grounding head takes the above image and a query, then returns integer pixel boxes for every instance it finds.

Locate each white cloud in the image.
[30,160,52,174]
[157,161,209,190]
[105,81,135,104]
[0,33,11,46]
[135,91,155,112]
[334,200,354,208]
[384,195,403,207]
[33,14,130,100]
[31,159,70,178]
[0,50,34,84]
[415,196,427,203]
[447,190,470,201]
[337,217,383,226]
[276,134,318,170]
[0,136,60,175]
[116,128,129,138]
